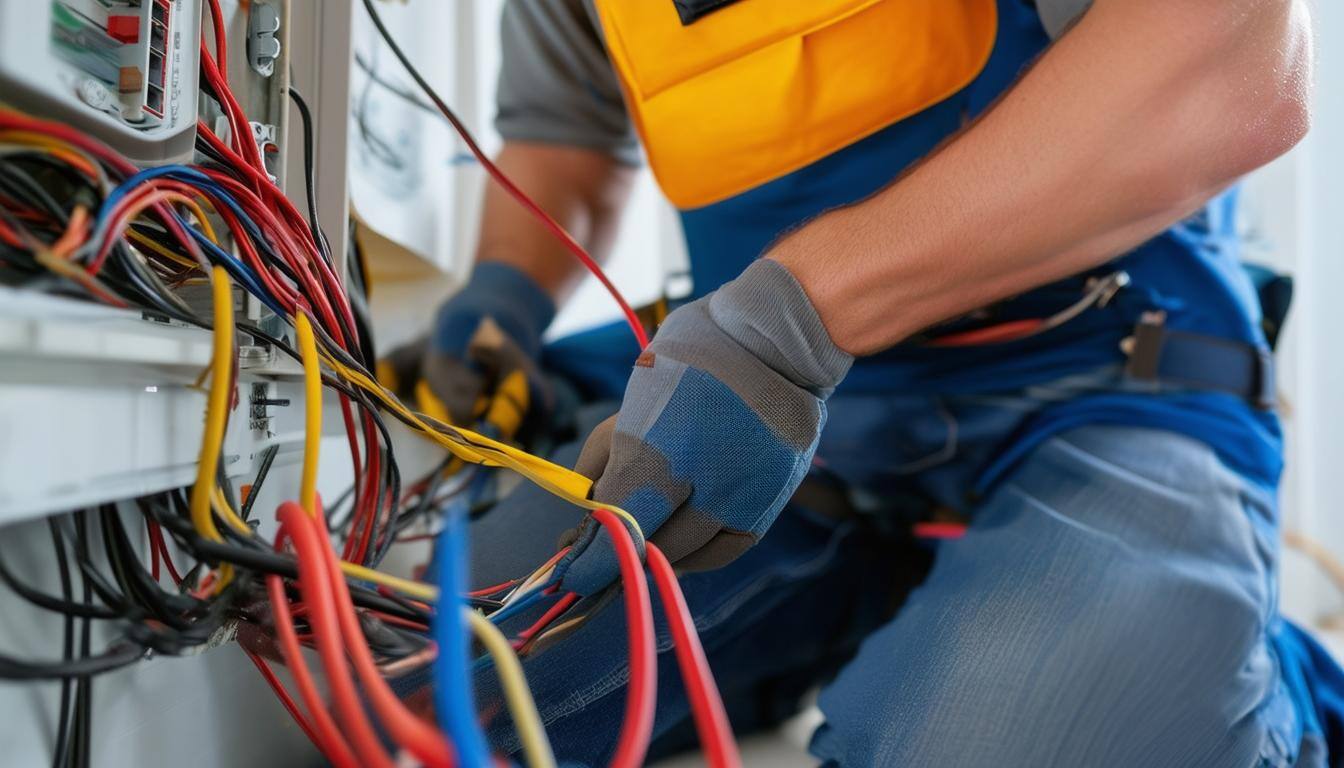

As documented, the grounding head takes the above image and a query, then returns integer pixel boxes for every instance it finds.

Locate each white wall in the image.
[352,0,687,346]
[1250,0,1344,630]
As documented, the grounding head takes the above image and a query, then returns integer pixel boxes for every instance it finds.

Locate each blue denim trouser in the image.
[459,374,1321,767]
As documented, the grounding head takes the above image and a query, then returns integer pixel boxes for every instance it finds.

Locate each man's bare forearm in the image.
[771,0,1314,356]
[476,142,636,303]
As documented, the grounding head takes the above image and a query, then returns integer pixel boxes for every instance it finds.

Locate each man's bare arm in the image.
[475,142,636,303]
[771,0,1314,356]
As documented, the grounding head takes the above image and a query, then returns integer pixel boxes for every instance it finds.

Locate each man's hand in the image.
[379,143,635,439]
[555,259,853,595]
[380,262,554,439]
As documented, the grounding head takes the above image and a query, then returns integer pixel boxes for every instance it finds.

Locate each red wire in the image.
[244,650,325,755]
[197,168,348,342]
[339,399,364,535]
[467,144,649,350]
[192,132,357,342]
[273,506,396,768]
[646,544,741,768]
[0,112,135,174]
[366,610,430,633]
[0,215,21,247]
[265,571,361,768]
[199,49,250,174]
[149,522,184,586]
[516,591,580,644]
[347,424,382,564]
[145,518,161,582]
[285,503,457,768]
[86,179,212,275]
[468,578,520,598]
[204,0,228,84]
[363,7,649,351]
[928,318,1045,347]
[912,522,969,540]
[592,509,657,768]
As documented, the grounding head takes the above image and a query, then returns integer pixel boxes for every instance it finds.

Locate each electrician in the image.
[400,0,1342,765]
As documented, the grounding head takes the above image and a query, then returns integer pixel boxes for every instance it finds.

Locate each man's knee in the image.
[811,427,1292,767]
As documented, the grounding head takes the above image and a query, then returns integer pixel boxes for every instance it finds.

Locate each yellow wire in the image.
[467,610,556,768]
[295,312,446,600]
[319,353,643,537]
[212,486,253,536]
[339,561,438,603]
[295,312,323,518]
[178,199,220,245]
[126,229,204,270]
[4,117,463,604]
[189,267,234,543]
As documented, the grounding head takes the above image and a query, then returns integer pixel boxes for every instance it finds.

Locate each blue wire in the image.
[184,227,286,315]
[102,165,213,214]
[98,165,289,314]
[432,507,493,767]
[485,585,551,626]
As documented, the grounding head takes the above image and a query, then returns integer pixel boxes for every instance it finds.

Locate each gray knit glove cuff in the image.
[709,258,853,398]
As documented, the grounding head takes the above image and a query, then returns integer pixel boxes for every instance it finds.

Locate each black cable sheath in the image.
[240,444,280,522]
[0,551,121,620]
[49,520,75,768]
[0,645,145,681]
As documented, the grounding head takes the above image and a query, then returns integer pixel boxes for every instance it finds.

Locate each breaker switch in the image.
[107,15,140,44]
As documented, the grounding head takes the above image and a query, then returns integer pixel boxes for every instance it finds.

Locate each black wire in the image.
[352,46,409,172]
[323,481,359,531]
[0,539,121,620]
[283,86,367,360]
[0,163,70,224]
[241,444,280,522]
[353,51,441,118]
[141,497,443,621]
[74,516,93,768]
[346,228,378,370]
[63,512,137,619]
[0,518,148,682]
[49,520,75,768]
[347,219,370,301]
[285,86,330,260]
[100,508,200,631]
[381,457,453,557]
[359,0,488,175]
[0,644,145,681]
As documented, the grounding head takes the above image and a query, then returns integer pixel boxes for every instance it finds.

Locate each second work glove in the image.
[379,262,555,441]
[557,259,853,595]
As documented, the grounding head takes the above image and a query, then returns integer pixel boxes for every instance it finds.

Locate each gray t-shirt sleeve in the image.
[495,0,640,165]
[1036,0,1093,38]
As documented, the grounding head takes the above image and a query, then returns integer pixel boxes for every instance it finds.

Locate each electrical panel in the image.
[0,3,351,763]
[0,0,203,162]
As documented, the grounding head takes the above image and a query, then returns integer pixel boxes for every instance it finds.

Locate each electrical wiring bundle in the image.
[0,1,742,766]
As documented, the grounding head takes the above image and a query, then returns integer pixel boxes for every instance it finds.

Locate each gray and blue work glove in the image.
[557,259,853,595]
[378,262,555,441]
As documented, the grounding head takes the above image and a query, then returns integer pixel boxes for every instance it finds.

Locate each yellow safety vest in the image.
[592,0,998,209]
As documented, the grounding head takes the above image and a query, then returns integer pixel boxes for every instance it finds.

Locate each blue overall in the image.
[451,1,1344,764]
